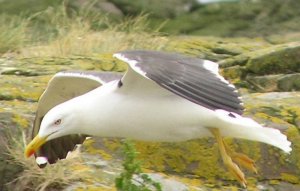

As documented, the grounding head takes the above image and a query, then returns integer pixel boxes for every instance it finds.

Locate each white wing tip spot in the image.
[228,84,235,88]
[113,53,137,65]
[203,60,237,89]
[203,60,219,74]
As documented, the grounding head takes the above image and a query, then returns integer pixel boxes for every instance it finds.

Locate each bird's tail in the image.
[214,110,292,153]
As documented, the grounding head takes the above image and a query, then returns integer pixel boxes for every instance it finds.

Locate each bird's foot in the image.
[224,155,247,188]
[230,152,257,174]
[210,128,247,188]
[223,140,257,174]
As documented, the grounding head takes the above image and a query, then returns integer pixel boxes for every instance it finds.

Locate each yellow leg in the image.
[223,141,257,174]
[210,128,247,188]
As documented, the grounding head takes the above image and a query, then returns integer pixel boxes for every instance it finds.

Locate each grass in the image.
[26,14,168,57]
[0,14,28,54]
[0,3,168,57]
[4,129,161,191]
[5,129,90,191]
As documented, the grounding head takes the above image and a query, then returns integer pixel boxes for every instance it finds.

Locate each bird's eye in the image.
[54,119,61,125]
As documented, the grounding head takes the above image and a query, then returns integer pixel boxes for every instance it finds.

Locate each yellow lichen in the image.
[12,113,30,128]
[269,179,280,185]
[83,138,113,160]
[280,173,299,184]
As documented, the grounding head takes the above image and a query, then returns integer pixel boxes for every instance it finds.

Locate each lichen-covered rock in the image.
[245,74,284,92]
[245,42,300,75]
[166,36,270,62]
[219,41,300,92]
[242,92,300,183]
[221,65,246,80]
[219,41,300,73]
[278,73,300,91]
[134,173,189,191]
[244,73,300,92]
[1,37,300,190]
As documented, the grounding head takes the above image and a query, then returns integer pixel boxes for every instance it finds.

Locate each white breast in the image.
[78,79,214,142]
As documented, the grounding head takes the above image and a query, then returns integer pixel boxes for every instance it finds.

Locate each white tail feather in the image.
[214,110,292,153]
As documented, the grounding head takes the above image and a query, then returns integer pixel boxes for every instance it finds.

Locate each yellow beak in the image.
[24,135,47,158]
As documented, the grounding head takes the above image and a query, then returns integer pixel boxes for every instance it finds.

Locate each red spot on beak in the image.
[26,149,35,158]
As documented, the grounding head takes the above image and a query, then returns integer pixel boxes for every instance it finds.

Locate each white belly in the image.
[84,82,215,142]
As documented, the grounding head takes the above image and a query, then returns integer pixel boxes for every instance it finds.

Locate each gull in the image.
[25,50,291,187]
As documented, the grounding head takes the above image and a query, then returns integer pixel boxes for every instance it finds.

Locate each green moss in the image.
[245,74,284,92]
[221,66,245,80]
[0,93,14,101]
[278,74,300,91]
[218,54,250,68]
[246,42,300,75]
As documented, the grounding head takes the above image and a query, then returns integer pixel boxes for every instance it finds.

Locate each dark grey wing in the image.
[33,71,123,167]
[114,50,243,115]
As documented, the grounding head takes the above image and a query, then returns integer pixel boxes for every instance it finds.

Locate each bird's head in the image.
[25,102,78,158]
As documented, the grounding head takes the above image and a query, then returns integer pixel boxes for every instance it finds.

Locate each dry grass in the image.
[0,14,28,54]
[20,5,169,57]
[5,130,90,191]
[22,24,168,57]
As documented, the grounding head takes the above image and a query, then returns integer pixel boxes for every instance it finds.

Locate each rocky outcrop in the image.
[1,37,300,190]
[219,41,300,92]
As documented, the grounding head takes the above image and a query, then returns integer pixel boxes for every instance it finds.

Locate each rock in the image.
[82,154,109,168]
[97,1,124,16]
[211,43,242,56]
[278,73,300,91]
[2,39,300,190]
[168,36,269,62]
[69,0,123,17]
[245,73,300,92]
[134,173,189,191]
[222,65,246,79]
[1,67,39,76]
[257,181,300,191]
[219,54,250,67]
[245,74,284,92]
[218,42,300,92]
[246,42,300,75]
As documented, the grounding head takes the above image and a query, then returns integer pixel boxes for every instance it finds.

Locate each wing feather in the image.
[114,50,243,115]
[33,71,123,167]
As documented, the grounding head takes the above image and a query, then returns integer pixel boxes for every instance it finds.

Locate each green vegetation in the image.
[109,0,300,37]
[0,0,61,15]
[1,0,300,38]
[0,15,28,53]
[115,140,162,191]
[0,2,167,56]
[4,123,89,191]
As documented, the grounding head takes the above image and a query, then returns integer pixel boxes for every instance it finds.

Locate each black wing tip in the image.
[116,50,243,115]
